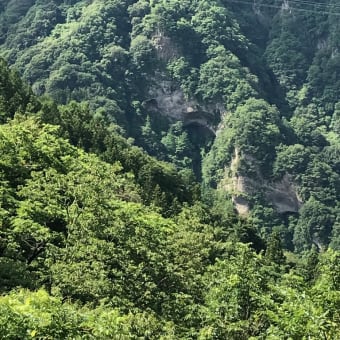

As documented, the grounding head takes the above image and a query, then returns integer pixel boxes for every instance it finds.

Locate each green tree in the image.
[265,230,286,266]
[294,197,335,252]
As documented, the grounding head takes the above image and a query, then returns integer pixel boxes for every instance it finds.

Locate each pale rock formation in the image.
[265,175,302,213]
[224,148,303,215]
[144,75,222,135]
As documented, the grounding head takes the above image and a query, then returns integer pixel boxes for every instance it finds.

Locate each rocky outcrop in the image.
[232,195,250,215]
[223,149,303,215]
[222,149,254,215]
[144,74,223,135]
[144,33,224,132]
[265,175,303,213]
[144,78,198,120]
[152,32,180,62]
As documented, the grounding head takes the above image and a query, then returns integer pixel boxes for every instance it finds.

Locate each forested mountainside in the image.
[1,0,339,251]
[0,0,339,338]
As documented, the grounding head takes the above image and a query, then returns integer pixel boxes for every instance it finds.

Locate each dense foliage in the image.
[1,0,339,251]
[0,1,340,338]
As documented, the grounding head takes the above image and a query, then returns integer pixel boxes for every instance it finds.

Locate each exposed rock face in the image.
[145,78,198,120]
[232,195,250,216]
[224,149,303,215]
[225,174,256,216]
[145,33,224,133]
[230,174,302,215]
[222,149,253,215]
[144,75,222,135]
[265,175,303,213]
[152,33,180,62]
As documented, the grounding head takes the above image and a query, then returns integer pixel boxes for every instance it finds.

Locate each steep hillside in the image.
[0,0,339,251]
[0,4,340,338]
